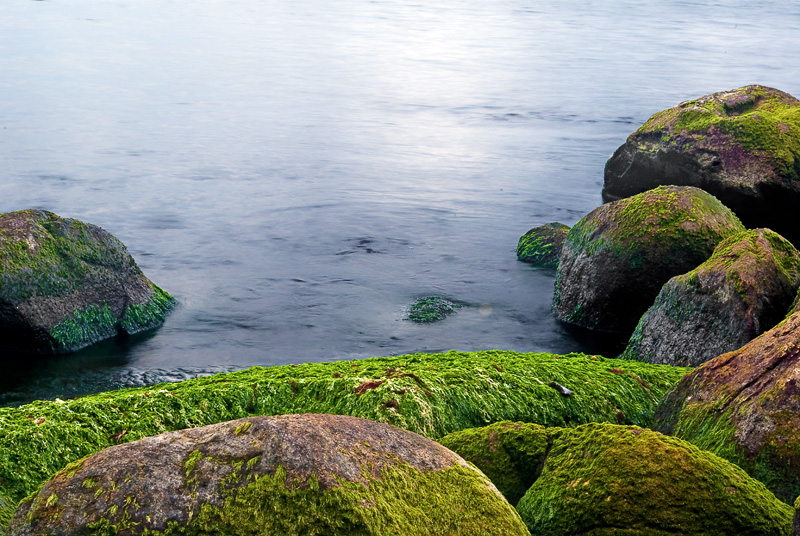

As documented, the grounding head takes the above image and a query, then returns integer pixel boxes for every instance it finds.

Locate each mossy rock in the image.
[438,421,548,506]
[406,296,461,323]
[516,223,570,268]
[622,228,800,366]
[654,309,800,503]
[0,209,174,354]
[7,414,530,535]
[604,85,800,245]
[0,350,689,529]
[516,423,792,536]
[554,185,744,332]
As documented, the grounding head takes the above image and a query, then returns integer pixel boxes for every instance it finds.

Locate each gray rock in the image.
[516,222,570,268]
[0,209,174,354]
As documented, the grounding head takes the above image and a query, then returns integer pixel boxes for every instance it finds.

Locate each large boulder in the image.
[554,185,744,332]
[516,222,570,268]
[0,209,174,354]
[7,414,529,536]
[438,421,548,506]
[516,423,792,536]
[655,310,800,502]
[622,228,800,366]
[603,85,800,244]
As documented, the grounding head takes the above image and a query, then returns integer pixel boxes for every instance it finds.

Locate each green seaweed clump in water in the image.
[0,350,689,532]
[406,296,461,323]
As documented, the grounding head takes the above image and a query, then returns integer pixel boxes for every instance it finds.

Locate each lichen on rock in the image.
[604,85,800,244]
[516,222,570,268]
[554,185,744,333]
[516,423,792,536]
[622,228,800,366]
[7,414,530,535]
[0,209,174,354]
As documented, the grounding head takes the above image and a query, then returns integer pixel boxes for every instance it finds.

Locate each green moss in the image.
[517,423,792,536]
[516,223,570,268]
[637,86,800,178]
[119,285,176,335]
[77,462,528,536]
[184,450,203,478]
[233,421,252,436]
[0,491,13,535]
[438,421,548,506]
[48,304,118,354]
[405,297,461,323]
[0,350,689,517]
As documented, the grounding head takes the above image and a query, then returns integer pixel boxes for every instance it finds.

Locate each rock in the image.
[654,310,800,502]
[516,222,570,268]
[603,85,800,245]
[0,351,689,522]
[438,421,549,506]
[0,209,174,354]
[622,228,800,366]
[554,185,744,332]
[405,296,461,323]
[7,414,529,536]
[516,422,792,536]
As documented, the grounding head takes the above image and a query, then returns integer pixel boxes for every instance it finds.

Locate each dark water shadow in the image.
[557,322,629,359]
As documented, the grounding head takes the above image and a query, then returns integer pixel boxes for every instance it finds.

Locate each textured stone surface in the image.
[8,414,529,535]
[516,222,570,268]
[0,209,173,354]
[622,228,800,366]
[655,310,800,502]
[554,185,744,333]
[604,85,800,244]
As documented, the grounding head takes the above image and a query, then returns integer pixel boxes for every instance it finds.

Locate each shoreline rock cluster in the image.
[2,84,800,534]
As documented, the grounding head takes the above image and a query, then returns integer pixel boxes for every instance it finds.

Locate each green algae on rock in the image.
[554,185,744,333]
[7,414,530,536]
[0,350,689,530]
[604,85,800,245]
[622,228,800,366]
[0,210,175,354]
[405,296,461,323]
[654,309,800,503]
[438,421,548,506]
[516,222,570,268]
[516,423,792,536]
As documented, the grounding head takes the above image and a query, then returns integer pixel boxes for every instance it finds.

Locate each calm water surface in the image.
[1,0,798,405]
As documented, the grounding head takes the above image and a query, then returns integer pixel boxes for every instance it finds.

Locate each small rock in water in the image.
[406,296,461,323]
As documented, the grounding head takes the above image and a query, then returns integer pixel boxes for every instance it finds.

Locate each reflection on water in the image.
[0,0,798,405]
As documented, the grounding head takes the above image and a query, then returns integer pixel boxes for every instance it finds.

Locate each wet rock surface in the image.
[8,413,529,535]
[554,185,744,333]
[516,222,570,268]
[655,310,800,503]
[622,228,800,366]
[0,209,174,354]
[603,85,800,244]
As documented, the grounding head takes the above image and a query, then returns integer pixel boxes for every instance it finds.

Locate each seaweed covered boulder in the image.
[7,414,529,536]
[603,85,800,244]
[655,310,800,503]
[554,185,744,332]
[439,421,548,506]
[516,222,570,268]
[0,351,689,528]
[516,423,792,536]
[0,209,174,354]
[622,228,800,366]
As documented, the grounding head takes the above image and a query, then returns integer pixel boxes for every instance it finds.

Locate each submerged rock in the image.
[0,209,174,354]
[654,309,800,503]
[7,414,529,536]
[604,85,800,244]
[516,222,570,268]
[516,423,792,536]
[622,228,800,366]
[405,296,460,323]
[554,185,744,332]
[438,421,548,506]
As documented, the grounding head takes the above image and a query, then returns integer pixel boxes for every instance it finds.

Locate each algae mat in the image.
[0,350,689,532]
